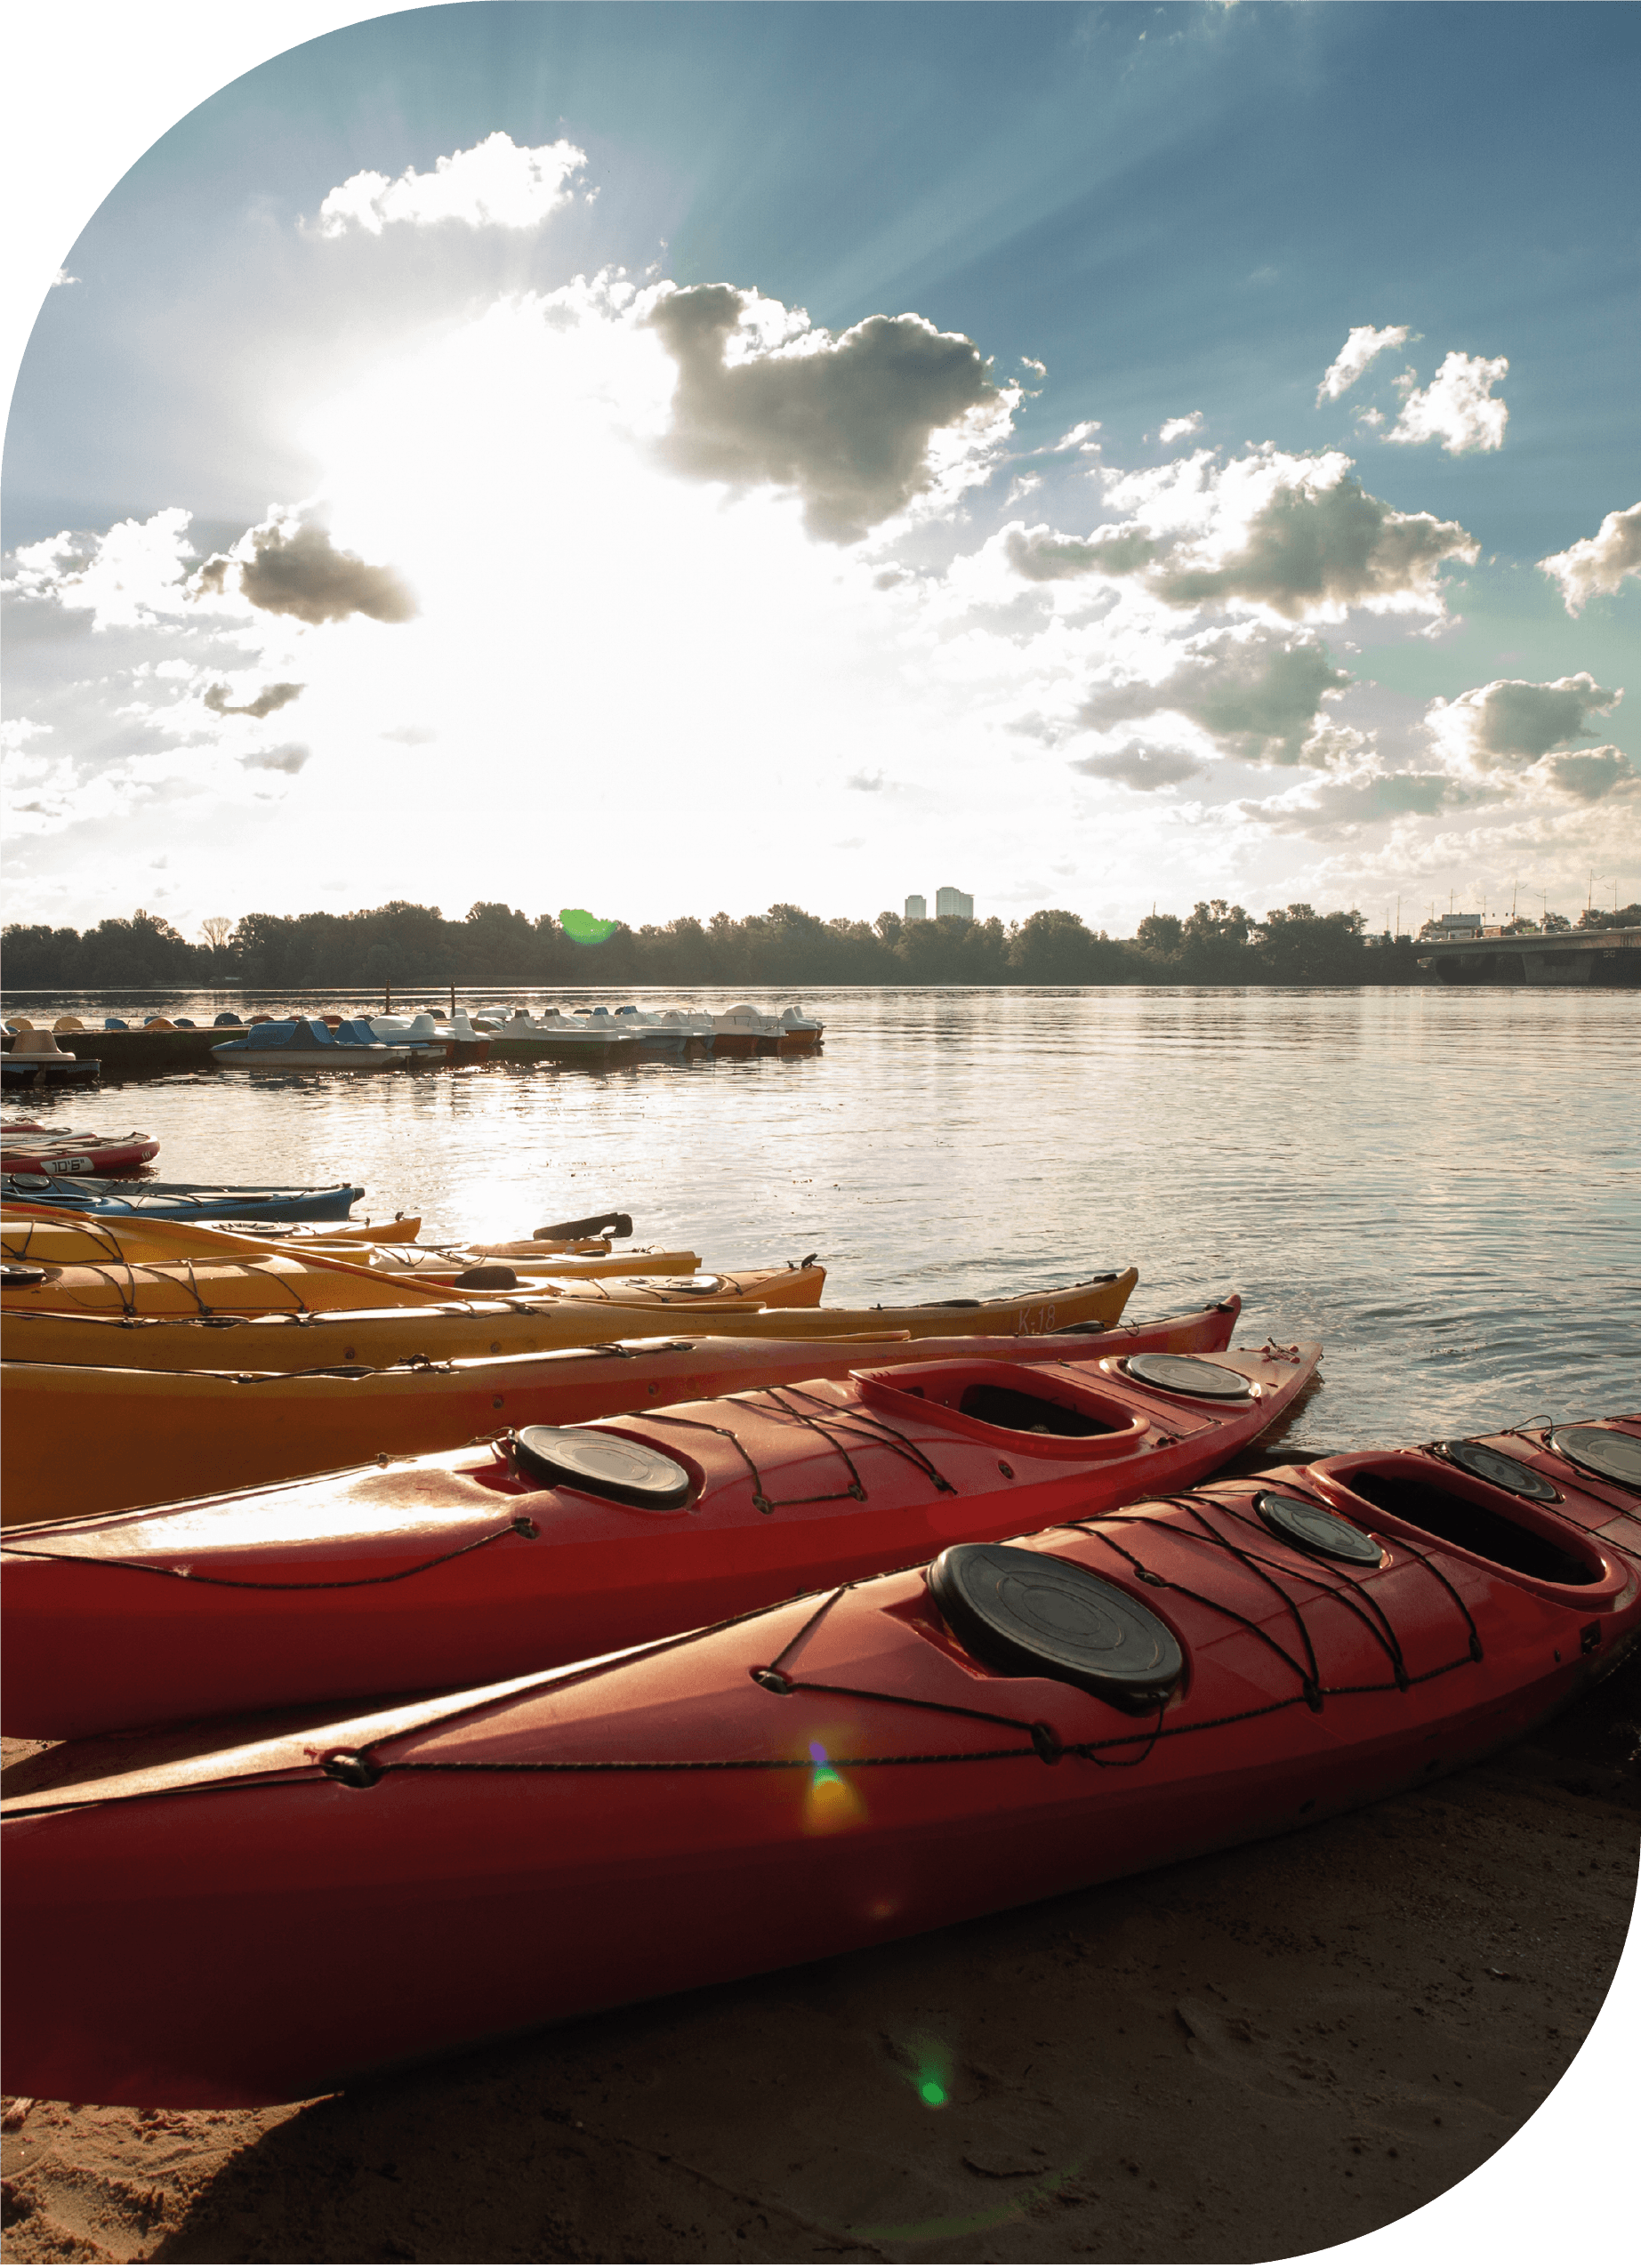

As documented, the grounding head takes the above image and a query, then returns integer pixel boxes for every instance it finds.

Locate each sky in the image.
[4,2,1639,944]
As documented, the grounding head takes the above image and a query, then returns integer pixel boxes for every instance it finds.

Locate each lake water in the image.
[6,984,1637,1450]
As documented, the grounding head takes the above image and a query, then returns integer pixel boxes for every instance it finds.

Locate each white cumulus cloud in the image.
[1386,350,1508,454]
[4,508,197,630]
[315,133,588,238]
[1315,325,1410,405]
[1158,413,1204,444]
[1537,502,1641,615]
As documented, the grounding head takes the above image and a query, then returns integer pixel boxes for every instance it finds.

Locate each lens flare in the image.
[801,1739,866,1835]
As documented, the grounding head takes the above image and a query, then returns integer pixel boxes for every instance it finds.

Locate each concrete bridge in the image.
[1416,926,1640,985]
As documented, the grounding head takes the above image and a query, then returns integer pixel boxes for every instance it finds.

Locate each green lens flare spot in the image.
[559,907,619,946]
[919,2078,947,2107]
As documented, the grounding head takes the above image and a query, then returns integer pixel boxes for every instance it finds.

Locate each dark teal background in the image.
[0,8,1631,2258]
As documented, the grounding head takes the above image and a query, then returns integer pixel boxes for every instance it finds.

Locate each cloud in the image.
[1050,420,1102,453]
[1315,325,1410,405]
[51,269,79,288]
[1004,522,1161,583]
[1385,350,1508,454]
[646,283,1013,542]
[1080,631,1351,767]
[1537,502,1641,615]
[202,680,304,719]
[846,768,886,792]
[5,508,196,629]
[1006,454,1475,621]
[1158,413,1203,444]
[1150,470,1475,619]
[1236,769,1488,839]
[198,520,417,625]
[381,724,438,744]
[1426,673,1621,769]
[315,133,588,237]
[242,743,310,775]
[1070,743,1205,791]
[1534,748,1637,802]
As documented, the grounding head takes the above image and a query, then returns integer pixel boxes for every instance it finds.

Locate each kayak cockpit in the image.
[1331,1459,1606,1588]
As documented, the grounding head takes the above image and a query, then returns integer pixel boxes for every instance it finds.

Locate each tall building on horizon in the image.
[904,894,927,921]
[936,885,974,920]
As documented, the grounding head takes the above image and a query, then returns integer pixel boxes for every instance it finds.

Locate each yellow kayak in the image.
[1,1268,1137,1373]
[0,1290,1220,1526]
[0,1213,828,1304]
[2,1213,648,1275]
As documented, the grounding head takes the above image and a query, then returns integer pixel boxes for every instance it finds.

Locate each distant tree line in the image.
[0,897,1460,992]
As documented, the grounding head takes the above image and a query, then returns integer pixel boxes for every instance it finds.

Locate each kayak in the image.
[1,1267,1138,1371]
[0,1130,158,1174]
[0,1317,1291,1733]
[0,1300,1241,1528]
[4,1431,1631,2110]
[0,1250,825,1319]
[0,1177,365,1222]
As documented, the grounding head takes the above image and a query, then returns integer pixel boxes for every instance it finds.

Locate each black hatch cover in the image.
[1548,1425,1641,1492]
[507,1426,692,1508]
[1435,1440,1559,1502]
[929,1542,1183,1704]
[1123,1353,1252,1400]
[1255,1492,1383,1565]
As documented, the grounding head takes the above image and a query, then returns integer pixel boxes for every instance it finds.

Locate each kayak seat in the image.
[957,1383,1119,1438]
[1343,1466,1599,1586]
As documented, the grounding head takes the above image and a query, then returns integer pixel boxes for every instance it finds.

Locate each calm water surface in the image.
[8,985,1637,1450]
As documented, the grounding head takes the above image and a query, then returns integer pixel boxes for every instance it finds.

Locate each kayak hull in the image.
[0,1135,157,1174]
[0,1267,1138,1370]
[0,1178,364,1220]
[1,1301,1231,1529]
[0,1329,1311,1733]
[4,1453,1632,2109]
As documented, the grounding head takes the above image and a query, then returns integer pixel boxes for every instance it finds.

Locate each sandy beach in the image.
[3,1637,1634,2266]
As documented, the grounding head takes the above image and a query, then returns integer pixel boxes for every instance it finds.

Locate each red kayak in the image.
[0,1127,158,1174]
[4,1428,1633,2110]
[0,1326,1317,1737]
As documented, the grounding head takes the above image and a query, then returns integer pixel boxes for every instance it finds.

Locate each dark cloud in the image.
[1070,744,1205,792]
[1455,674,1620,763]
[242,743,310,775]
[203,680,304,719]
[1237,770,1484,837]
[198,525,416,624]
[648,285,1001,542]
[1539,748,1637,801]
[1004,524,1161,583]
[1080,634,1350,767]
[1151,475,1474,617]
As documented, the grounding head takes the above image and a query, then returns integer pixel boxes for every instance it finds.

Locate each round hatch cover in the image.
[1123,1354,1253,1400]
[508,1427,693,1508]
[626,1274,725,1296]
[1255,1492,1383,1565]
[1548,1424,1641,1493]
[929,1542,1183,1704]
[1434,1439,1559,1502]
